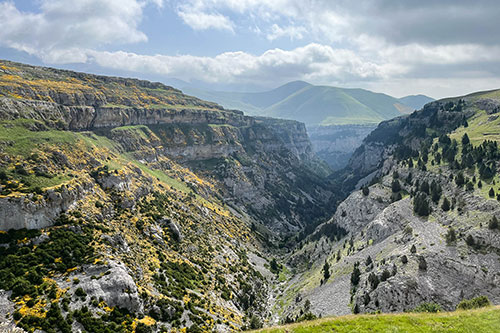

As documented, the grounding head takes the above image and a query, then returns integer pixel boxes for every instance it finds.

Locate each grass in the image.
[255,306,500,333]
[129,159,193,194]
[0,119,77,156]
[450,110,500,145]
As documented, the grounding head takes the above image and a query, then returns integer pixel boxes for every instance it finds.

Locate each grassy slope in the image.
[255,306,500,333]
[184,82,415,126]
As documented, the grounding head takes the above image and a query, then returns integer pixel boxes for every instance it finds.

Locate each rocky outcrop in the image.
[0,179,94,230]
[58,261,143,313]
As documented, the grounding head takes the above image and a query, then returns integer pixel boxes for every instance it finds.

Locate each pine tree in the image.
[391,179,401,193]
[410,244,417,253]
[441,197,450,211]
[489,188,495,198]
[462,133,470,145]
[350,262,361,286]
[322,260,330,283]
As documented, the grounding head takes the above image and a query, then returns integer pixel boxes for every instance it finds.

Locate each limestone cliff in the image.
[0,60,334,332]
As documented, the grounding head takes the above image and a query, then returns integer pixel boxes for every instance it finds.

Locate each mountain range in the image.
[183,81,434,126]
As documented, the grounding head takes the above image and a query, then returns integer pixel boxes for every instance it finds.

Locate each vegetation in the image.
[412,302,442,313]
[254,306,500,333]
[456,296,491,310]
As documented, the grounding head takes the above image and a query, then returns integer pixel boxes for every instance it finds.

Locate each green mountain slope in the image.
[398,94,435,111]
[183,82,433,126]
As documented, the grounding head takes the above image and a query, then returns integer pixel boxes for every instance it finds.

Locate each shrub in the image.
[418,256,427,271]
[391,179,401,193]
[75,287,87,297]
[413,302,442,313]
[445,227,457,245]
[401,255,408,264]
[362,186,370,196]
[380,269,391,282]
[457,296,491,310]
[441,197,450,211]
[466,235,475,247]
[488,216,498,230]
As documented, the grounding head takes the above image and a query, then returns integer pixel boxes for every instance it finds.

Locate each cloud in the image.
[173,0,500,47]
[86,43,405,85]
[0,0,162,63]
[266,24,306,41]
[177,7,234,32]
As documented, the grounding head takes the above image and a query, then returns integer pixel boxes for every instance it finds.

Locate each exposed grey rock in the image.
[60,261,143,314]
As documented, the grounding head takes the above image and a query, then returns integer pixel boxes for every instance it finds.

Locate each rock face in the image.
[59,261,143,313]
[308,124,377,170]
[279,92,500,321]
[0,178,94,230]
[0,60,332,234]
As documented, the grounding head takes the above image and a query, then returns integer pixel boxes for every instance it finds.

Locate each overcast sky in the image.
[1,0,500,98]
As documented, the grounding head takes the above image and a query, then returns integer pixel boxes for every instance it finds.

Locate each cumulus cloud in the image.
[1,0,500,98]
[174,0,500,46]
[0,0,162,63]
[85,43,407,85]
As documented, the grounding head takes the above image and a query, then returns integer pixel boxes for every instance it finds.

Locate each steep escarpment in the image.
[276,89,500,322]
[0,60,334,332]
[0,60,334,235]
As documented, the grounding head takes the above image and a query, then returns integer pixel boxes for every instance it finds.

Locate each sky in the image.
[1,0,500,98]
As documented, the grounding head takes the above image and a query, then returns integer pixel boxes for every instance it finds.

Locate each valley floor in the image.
[253,306,500,332]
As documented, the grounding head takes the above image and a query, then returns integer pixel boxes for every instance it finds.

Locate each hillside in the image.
[184,82,434,170]
[183,81,429,127]
[398,95,435,111]
[0,60,336,332]
[255,306,500,332]
[274,88,500,325]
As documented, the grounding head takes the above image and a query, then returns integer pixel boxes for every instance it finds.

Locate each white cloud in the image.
[266,24,306,41]
[0,0,162,63]
[177,7,234,32]
[86,43,404,84]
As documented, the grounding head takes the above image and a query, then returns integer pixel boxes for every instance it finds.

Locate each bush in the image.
[362,186,370,196]
[457,296,491,310]
[466,235,475,247]
[413,302,442,313]
[418,256,427,271]
[445,227,457,245]
[441,197,451,211]
[391,179,401,193]
[488,216,498,230]
[75,287,87,297]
